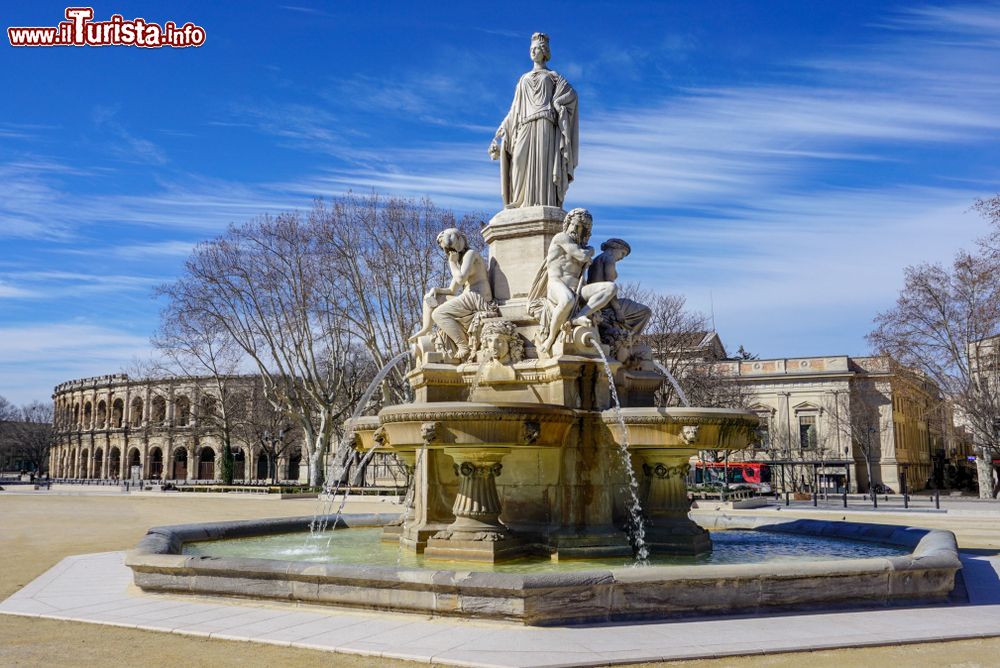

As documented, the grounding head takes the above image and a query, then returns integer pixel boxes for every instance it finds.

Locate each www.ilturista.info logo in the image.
[8,8,206,48]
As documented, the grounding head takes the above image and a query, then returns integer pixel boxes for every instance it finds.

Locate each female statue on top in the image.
[489,32,579,209]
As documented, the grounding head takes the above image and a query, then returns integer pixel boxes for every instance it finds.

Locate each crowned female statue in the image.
[489,33,579,209]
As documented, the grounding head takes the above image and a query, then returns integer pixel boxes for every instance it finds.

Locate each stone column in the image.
[424,447,528,562]
[167,385,175,427]
[635,452,710,555]
[398,449,457,553]
[381,449,416,543]
[450,458,504,534]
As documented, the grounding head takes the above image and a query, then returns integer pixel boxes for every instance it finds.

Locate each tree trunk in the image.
[976,445,996,499]
[308,441,324,488]
[864,456,875,498]
[220,442,234,485]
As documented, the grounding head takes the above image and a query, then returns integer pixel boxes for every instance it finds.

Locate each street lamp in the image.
[866,425,877,508]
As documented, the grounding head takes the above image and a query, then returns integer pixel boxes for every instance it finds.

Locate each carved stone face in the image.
[436,228,467,255]
[566,219,591,246]
[529,39,550,64]
[483,331,510,364]
[420,421,439,444]
[476,320,523,365]
[681,425,700,445]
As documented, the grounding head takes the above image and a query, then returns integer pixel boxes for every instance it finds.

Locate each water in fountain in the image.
[588,336,650,563]
[311,350,411,535]
[653,360,690,407]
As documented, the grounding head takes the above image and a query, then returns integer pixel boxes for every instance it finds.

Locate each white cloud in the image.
[0,323,151,404]
[0,281,38,299]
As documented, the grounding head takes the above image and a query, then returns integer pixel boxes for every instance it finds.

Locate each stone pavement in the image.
[3,550,1000,667]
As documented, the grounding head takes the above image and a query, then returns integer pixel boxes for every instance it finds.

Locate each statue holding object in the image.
[528,208,616,357]
[489,32,579,209]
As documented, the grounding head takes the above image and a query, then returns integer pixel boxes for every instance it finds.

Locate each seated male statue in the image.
[528,208,616,357]
[410,227,493,361]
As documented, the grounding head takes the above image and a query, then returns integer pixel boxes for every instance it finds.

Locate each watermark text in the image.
[8,8,206,48]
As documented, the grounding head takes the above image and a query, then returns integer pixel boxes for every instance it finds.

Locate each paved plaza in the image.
[2,489,1000,667]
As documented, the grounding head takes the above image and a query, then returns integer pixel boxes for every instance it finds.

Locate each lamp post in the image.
[866,426,877,509]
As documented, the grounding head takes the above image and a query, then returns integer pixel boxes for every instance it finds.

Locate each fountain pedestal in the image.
[424,447,530,562]
[399,449,457,552]
[636,452,710,555]
[482,206,565,303]
[380,450,416,544]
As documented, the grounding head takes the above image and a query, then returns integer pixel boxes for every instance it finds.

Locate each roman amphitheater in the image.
[50,374,308,483]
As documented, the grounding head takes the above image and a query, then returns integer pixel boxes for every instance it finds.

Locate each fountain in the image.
[125,32,961,624]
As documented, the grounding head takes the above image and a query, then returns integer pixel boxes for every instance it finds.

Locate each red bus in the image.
[692,461,772,493]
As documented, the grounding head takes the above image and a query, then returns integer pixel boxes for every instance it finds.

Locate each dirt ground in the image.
[1,492,998,667]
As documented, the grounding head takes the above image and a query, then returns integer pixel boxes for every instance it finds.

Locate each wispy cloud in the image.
[92,105,168,166]
[0,323,150,404]
[0,270,160,300]
[0,281,38,299]
[279,5,338,19]
[219,101,349,155]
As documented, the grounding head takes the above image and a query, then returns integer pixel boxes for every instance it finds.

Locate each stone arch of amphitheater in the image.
[50,374,306,483]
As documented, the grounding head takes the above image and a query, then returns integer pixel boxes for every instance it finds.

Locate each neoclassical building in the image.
[50,374,305,483]
[715,355,971,493]
[660,332,973,493]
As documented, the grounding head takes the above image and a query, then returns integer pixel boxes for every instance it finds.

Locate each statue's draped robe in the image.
[499,69,578,209]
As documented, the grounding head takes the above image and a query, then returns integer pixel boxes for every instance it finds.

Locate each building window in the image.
[799,415,817,449]
[754,414,770,449]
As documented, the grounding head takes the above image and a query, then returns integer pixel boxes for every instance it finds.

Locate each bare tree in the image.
[631,290,736,407]
[0,400,54,475]
[822,379,891,496]
[314,193,485,404]
[869,200,1000,498]
[157,212,371,487]
[0,395,15,422]
[152,300,253,484]
[0,395,20,472]
[232,379,298,484]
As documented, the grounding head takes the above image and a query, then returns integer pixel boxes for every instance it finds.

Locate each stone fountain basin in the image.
[125,513,961,626]
[377,401,577,451]
[602,406,759,452]
[344,415,380,451]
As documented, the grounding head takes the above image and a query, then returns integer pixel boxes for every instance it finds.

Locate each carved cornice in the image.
[600,414,757,427]
[380,409,577,425]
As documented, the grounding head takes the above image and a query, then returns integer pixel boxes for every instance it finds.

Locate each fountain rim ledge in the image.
[124,512,962,625]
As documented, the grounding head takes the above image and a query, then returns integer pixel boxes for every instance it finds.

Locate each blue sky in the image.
[1,1,999,403]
